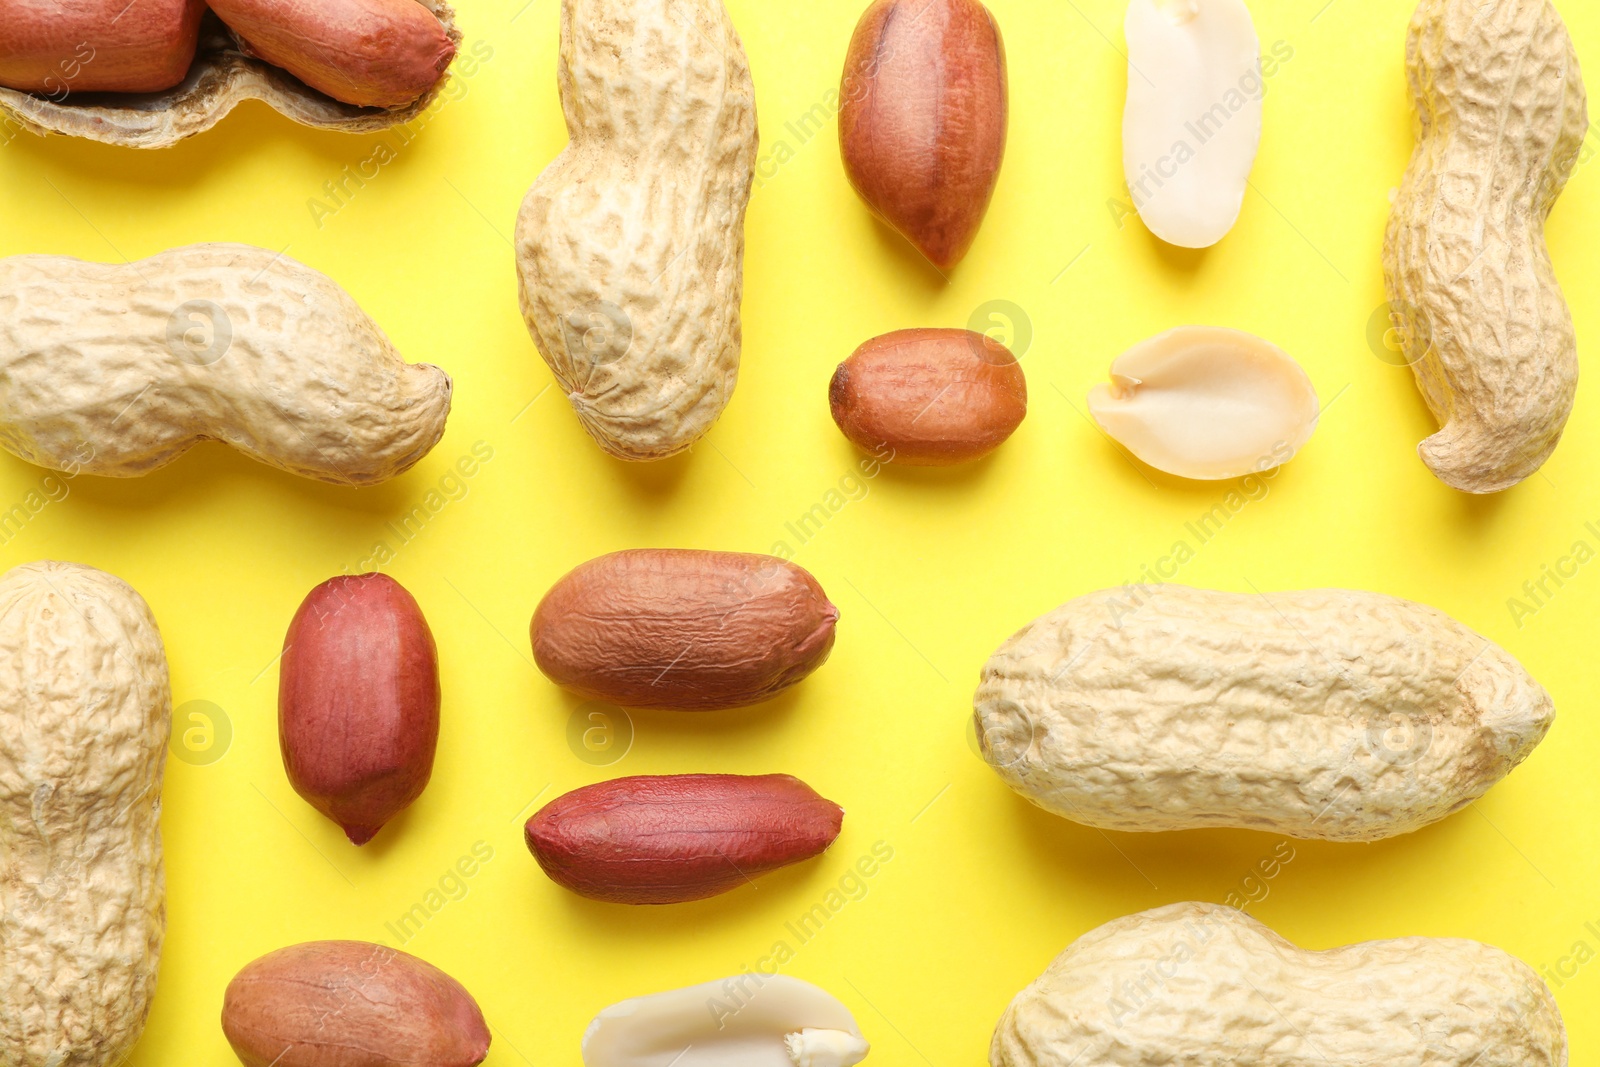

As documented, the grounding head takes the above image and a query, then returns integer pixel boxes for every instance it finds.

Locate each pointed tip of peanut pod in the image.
[1418,429,1535,495]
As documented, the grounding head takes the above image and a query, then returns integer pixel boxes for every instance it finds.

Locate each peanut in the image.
[532,550,837,710]
[1121,0,1261,248]
[1087,326,1318,480]
[0,1,463,148]
[839,0,1007,270]
[0,243,451,486]
[221,940,490,1067]
[0,0,205,95]
[514,0,757,460]
[0,561,170,1067]
[829,329,1026,465]
[585,975,869,1067]
[279,574,440,845]
[1382,0,1587,493]
[206,0,456,109]
[525,774,844,904]
[992,902,1565,1067]
[974,584,1552,841]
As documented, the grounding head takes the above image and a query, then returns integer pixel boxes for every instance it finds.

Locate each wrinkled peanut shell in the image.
[0,561,170,1067]
[516,0,757,459]
[0,243,452,486]
[975,584,1553,842]
[992,902,1565,1067]
[1382,0,1586,493]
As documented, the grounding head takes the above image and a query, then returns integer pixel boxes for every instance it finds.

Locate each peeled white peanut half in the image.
[1123,0,1262,247]
[582,975,870,1067]
[1087,326,1318,480]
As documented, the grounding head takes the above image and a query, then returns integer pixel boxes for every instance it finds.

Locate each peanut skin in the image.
[222,941,490,1067]
[0,0,205,94]
[1382,0,1587,493]
[839,0,1007,269]
[0,562,170,1067]
[532,550,838,710]
[526,774,844,904]
[830,328,1026,464]
[205,0,456,108]
[279,574,440,846]
[993,902,1566,1067]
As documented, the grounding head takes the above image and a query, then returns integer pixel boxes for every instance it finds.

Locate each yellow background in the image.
[0,0,1597,1060]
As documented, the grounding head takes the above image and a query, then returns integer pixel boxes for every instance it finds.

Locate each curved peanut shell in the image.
[279,574,440,845]
[974,585,1552,841]
[514,0,757,460]
[1382,0,1587,493]
[526,773,844,904]
[839,0,1007,270]
[992,902,1565,1067]
[221,940,490,1067]
[0,243,452,486]
[829,328,1026,465]
[0,3,460,148]
[532,550,838,710]
[0,561,170,1067]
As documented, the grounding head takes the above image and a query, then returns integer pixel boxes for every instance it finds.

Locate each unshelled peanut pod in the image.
[839,0,1007,270]
[0,1,463,147]
[526,774,844,904]
[222,941,490,1067]
[1383,0,1587,493]
[515,0,757,460]
[0,561,170,1067]
[975,584,1552,841]
[0,244,452,486]
[992,902,1565,1067]
[279,574,440,845]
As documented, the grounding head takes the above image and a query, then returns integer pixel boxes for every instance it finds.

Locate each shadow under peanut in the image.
[20,441,436,519]
[4,96,432,204]
[1001,784,1490,923]
[546,682,812,753]
[516,804,855,953]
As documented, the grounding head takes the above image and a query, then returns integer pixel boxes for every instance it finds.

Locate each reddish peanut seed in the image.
[279,573,440,845]
[838,0,1007,269]
[531,550,837,710]
[525,774,844,904]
